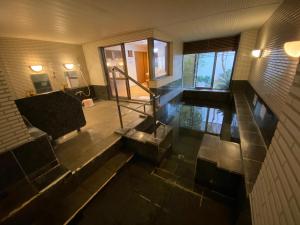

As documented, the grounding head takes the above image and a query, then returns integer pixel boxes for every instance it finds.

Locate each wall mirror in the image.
[30,74,52,94]
[64,71,79,88]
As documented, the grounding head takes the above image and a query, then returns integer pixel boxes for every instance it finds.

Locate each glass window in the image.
[195,52,215,88]
[182,51,236,90]
[153,40,168,78]
[213,51,235,90]
[183,54,196,88]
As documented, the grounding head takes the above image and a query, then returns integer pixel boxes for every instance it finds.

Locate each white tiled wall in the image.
[250,63,300,225]
[232,29,258,80]
[249,1,300,224]
[0,69,30,152]
[248,0,300,118]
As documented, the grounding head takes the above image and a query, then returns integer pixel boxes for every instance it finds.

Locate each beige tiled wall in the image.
[249,0,300,224]
[0,68,30,152]
[232,29,258,80]
[0,37,90,99]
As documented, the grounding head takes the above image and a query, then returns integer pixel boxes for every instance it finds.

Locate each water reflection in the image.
[162,102,239,141]
[179,104,224,135]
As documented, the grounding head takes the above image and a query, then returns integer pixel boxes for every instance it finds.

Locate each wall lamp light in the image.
[284,41,300,58]
[251,49,263,58]
[63,63,75,70]
[29,65,43,72]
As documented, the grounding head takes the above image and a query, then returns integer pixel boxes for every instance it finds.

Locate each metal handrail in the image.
[112,66,158,138]
[118,98,152,105]
[112,66,156,97]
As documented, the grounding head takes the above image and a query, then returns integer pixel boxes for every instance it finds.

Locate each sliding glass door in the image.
[183,51,236,90]
[102,44,130,98]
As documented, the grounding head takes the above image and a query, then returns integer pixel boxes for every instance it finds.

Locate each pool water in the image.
[154,101,240,194]
[71,101,244,225]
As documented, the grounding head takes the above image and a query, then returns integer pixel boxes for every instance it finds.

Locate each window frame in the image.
[183,50,237,90]
[148,38,170,80]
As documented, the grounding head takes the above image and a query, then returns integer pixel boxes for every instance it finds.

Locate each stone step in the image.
[33,150,134,225]
[2,149,134,225]
[122,125,173,164]
[195,134,244,198]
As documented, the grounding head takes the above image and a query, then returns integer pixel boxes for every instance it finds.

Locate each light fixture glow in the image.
[251,49,262,58]
[63,63,74,70]
[284,41,300,58]
[30,65,43,72]
[153,48,159,53]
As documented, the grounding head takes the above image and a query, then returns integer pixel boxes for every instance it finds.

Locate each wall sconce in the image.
[63,63,74,70]
[251,49,262,58]
[284,41,300,58]
[29,65,43,72]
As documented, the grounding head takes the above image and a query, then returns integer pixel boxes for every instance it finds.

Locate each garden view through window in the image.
[183,51,236,90]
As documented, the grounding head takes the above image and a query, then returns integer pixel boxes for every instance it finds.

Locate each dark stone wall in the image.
[0,128,64,220]
[150,78,182,96]
[91,85,109,100]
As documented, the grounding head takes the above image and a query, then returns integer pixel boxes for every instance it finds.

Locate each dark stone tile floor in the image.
[71,157,234,225]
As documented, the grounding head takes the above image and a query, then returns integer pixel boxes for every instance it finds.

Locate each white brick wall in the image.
[0,69,30,153]
[248,1,300,224]
[232,29,258,80]
[250,64,300,225]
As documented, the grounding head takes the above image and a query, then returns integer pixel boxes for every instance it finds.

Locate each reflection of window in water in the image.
[192,107,208,131]
[31,74,52,94]
[207,108,224,134]
[179,105,193,128]
[166,103,177,122]
[231,113,239,139]
[179,105,224,135]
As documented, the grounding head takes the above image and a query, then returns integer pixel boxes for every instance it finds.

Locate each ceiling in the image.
[0,0,282,44]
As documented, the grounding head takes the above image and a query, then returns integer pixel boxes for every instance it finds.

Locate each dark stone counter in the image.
[233,87,267,193]
[15,91,86,140]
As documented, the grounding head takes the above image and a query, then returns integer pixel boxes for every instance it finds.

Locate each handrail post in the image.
[112,66,159,138]
[112,68,124,129]
[152,96,157,138]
